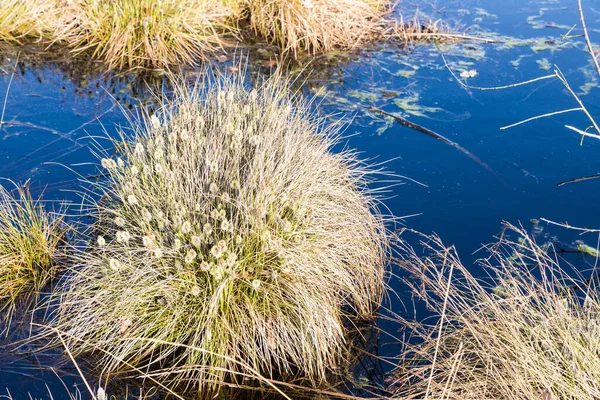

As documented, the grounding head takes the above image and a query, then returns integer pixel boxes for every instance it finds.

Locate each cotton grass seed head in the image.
[142,235,154,249]
[184,249,197,265]
[97,235,106,247]
[114,217,125,227]
[181,220,192,235]
[115,230,131,244]
[191,235,202,248]
[141,208,152,223]
[108,258,121,271]
[101,158,117,170]
[50,71,388,396]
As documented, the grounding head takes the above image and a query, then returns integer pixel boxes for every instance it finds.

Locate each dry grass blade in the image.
[500,108,582,130]
[441,53,557,91]
[553,67,600,142]
[0,52,18,131]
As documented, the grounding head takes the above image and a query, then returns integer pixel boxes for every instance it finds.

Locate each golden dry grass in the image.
[393,224,600,400]
[0,0,60,43]
[57,0,241,70]
[0,0,452,69]
[246,0,391,56]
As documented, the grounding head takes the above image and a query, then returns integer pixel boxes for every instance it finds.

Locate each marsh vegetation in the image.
[0,0,451,69]
[1,0,600,399]
[46,71,387,396]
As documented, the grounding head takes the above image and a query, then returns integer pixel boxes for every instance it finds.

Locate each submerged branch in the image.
[368,107,504,184]
[557,173,600,187]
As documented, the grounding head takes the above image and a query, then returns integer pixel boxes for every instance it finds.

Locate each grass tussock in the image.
[49,70,387,395]
[393,224,600,400]
[0,0,59,43]
[0,184,64,318]
[247,0,391,56]
[58,0,241,70]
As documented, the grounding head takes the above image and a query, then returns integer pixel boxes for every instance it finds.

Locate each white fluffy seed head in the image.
[221,219,231,232]
[142,235,154,249]
[141,208,152,222]
[150,114,161,129]
[116,230,131,244]
[181,221,192,235]
[97,235,106,247]
[191,235,202,248]
[101,158,117,170]
[134,143,145,157]
[108,258,121,271]
[185,249,197,265]
[200,261,211,271]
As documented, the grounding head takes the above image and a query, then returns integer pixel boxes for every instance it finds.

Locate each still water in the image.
[1,0,600,397]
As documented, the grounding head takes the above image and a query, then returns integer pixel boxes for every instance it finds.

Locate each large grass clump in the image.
[50,71,387,395]
[59,0,241,70]
[0,184,64,319]
[247,0,391,56]
[393,224,600,400]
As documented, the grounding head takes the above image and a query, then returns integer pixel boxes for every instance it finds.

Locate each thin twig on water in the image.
[578,0,600,77]
[0,52,19,131]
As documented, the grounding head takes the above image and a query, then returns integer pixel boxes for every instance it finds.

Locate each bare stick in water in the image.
[0,52,19,130]
[578,0,600,78]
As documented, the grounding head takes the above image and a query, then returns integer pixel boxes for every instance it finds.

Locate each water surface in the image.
[1,0,600,397]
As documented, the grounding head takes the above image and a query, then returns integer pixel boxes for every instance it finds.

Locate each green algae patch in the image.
[393,93,443,117]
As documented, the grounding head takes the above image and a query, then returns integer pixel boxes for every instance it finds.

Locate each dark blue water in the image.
[1,0,600,397]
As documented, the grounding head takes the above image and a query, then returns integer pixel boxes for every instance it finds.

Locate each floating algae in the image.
[536,58,552,70]
[579,64,599,96]
[393,92,443,118]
